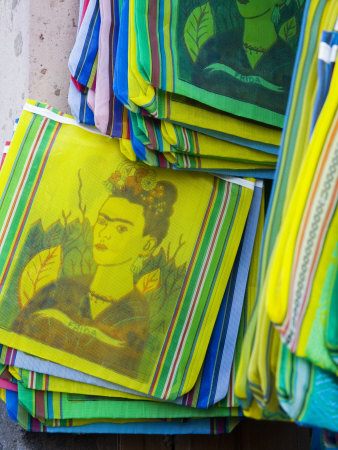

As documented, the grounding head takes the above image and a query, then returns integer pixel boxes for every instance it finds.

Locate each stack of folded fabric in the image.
[68,0,306,179]
[0,0,336,443]
[0,98,265,433]
[235,0,338,436]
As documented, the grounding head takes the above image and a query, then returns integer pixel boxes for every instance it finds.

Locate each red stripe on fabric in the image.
[5,348,16,366]
[149,1,160,88]
[182,128,189,152]
[4,349,10,366]
[163,183,230,398]
[168,0,174,91]
[106,0,115,136]
[0,123,61,291]
[229,366,233,407]
[193,132,200,155]
[185,385,194,406]
[11,349,16,366]
[126,117,130,139]
[4,349,11,366]
[71,76,86,93]
[145,118,157,150]
[0,119,48,248]
[149,178,218,395]
[32,418,41,432]
[80,0,90,26]
[158,153,168,168]
[0,154,7,169]
[35,390,46,419]
[280,118,338,335]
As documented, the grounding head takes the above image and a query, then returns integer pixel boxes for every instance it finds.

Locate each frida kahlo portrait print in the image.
[180,0,304,116]
[9,163,184,381]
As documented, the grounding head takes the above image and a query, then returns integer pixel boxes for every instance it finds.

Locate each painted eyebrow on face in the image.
[98,213,134,226]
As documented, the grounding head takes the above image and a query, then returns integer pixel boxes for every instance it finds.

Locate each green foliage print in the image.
[178,0,305,82]
[136,235,187,371]
[1,171,96,327]
[4,170,188,345]
[184,2,215,63]
[24,171,96,280]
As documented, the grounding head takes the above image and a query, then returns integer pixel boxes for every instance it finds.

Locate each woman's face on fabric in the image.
[236,0,278,19]
[93,197,153,266]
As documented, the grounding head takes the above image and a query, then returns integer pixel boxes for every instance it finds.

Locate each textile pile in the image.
[0,0,336,445]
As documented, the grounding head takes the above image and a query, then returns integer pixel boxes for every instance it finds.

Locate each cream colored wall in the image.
[0,0,79,147]
[0,0,30,147]
[29,1,79,112]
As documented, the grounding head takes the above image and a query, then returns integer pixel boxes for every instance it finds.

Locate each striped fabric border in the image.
[143,0,174,92]
[68,0,101,87]
[278,114,338,349]
[199,183,263,408]
[177,186,243,399]
[95,0,125,137]
[0,111,61,292]
[149,177,227,396]
[68,79,95,125]
[150,181,247,399]
[5,389,46,432]
[16,384,236,421]
[27,370,49,391]
[67,0,95,125]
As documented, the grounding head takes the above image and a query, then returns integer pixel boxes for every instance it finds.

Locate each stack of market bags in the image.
[0,98,265,433]
[0,0,337,442]
[234,0,338,437]
[68,0,306,179]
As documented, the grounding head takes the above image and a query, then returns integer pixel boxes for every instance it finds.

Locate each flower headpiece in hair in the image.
[106,163,168,216]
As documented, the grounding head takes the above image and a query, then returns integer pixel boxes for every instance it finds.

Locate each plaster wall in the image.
[29,0,78,112]
[0,0,30,148]
[0,0,78,148]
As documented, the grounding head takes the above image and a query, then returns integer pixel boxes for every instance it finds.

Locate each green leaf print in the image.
[279,16,297,42]
[184,2,215,63]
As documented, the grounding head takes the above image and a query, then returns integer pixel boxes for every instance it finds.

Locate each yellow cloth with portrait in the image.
[0,100,253,400]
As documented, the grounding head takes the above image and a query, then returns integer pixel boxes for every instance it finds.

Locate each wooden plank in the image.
[175,420,311,450]
[175,428,238,450]
[119,435,145,450]
[119,434,174,450]
[238,420,311,450]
